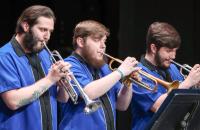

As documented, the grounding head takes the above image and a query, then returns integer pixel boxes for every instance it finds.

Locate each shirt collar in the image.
[140,55,157,71]
[71,52,86,64]
[71,51,98,74]
[11,36,26,57]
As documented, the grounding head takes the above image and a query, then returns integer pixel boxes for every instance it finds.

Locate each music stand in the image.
[145,89,200,130]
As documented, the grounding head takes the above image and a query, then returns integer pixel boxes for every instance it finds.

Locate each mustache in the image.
[97,50,105,55]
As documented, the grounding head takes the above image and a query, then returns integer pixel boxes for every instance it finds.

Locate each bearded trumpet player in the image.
[59,20,141,130]
[130,22,200,130]
[0,5,71,130]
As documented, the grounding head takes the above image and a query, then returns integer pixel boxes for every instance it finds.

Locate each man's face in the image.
[23,16,54,53]
[155,47,178,69]
[81,35,107,68]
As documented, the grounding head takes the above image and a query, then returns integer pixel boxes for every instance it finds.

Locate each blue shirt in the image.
[59,54,121,130]
[0,39,58,130]
[131,60,184,130]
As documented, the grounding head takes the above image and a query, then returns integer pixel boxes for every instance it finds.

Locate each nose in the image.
[44,31,51,41]
[101,41,106,49]
[170,51,176,59]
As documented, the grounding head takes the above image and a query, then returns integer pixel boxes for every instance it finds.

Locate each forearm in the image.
[116,85,132,111]
[178,78,193,89]
[151,93,168,112]
[84,70,121,99]
[1,77,54,110]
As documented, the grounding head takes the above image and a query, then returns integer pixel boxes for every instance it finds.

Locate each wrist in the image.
[116,69,125,79]
[179,80,190,89]
[46,75,57,85]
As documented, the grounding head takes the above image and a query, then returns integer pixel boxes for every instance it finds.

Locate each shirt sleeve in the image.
[100,64,122,96]
[64,57,92,90]
[169,64,184,81]
[0,54,21,93]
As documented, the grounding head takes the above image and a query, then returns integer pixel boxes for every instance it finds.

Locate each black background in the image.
[0,0,199,129]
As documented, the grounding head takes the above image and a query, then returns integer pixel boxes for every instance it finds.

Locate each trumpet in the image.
[43,43,101,114]
[171,60,192,78]
[103,53,180,93]
[172,60,200,89]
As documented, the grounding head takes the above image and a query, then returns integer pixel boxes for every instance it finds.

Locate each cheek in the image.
[161,51,169,58]
[85,45,92,51]
[32,29,43,39]
[31,31,39,39]
[84,46,93,56]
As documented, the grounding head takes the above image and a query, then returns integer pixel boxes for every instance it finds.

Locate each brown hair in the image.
[15,5,56,33]
[72,20,110,49]
[146,22,181,53]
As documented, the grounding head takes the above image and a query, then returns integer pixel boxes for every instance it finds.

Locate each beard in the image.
[155,51,170,69]
[22,30,43,53]
[81,46,105,69]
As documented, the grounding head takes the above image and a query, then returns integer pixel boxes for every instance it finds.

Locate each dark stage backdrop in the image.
[0,0,199,130]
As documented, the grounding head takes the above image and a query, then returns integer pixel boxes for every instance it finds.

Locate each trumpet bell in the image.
[167,80,180,93]
[84,100,102,114]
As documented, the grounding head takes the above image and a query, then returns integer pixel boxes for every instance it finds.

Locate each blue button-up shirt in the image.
[131,60,184,130]
[0,39,58,130]
[59,54,121,130]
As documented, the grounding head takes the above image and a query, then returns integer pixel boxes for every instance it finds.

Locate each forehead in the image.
[159,46,178,51]
[89,35,107,40]
[34,16,54,30]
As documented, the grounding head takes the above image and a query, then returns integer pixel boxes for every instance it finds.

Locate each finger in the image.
[54,60,62,65]
[65,62,72,69]
[50,63,60,72]
[132,67,141,72]
[61,63,72,73]
[56,81,63,87]
[129,57,136,62]
[58,62,67,72]
[197,68,200,72]
[52,61,61,70]
[193,64,200,70]
[131,60,138,66]
[128,57,136,62]
[125,57,135,62]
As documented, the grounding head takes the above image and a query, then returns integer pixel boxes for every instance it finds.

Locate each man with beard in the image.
[131,22,200,130]
[0,5,70,130]
[59,20,140,130]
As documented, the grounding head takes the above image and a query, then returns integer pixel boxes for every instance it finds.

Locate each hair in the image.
[15,5,56,33]
[146,22,181,53]
[72,20,110,49]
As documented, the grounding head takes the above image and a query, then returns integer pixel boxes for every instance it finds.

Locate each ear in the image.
[21,22,30,32]
[150,43,157,54]
[76,37,84,48]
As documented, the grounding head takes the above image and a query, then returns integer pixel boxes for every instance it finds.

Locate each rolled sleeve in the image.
[0,54,21,93]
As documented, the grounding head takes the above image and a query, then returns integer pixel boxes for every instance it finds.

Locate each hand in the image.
[56,71,73,88]
[185,64,200,87]
[47,61,71,83]
[131,71,142,81]
[117,57,140,77]
[195,81,200,88]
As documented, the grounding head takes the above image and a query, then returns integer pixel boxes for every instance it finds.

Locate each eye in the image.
[165,48,172,53]
[39,28,47,32]
[93,38,100,42]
